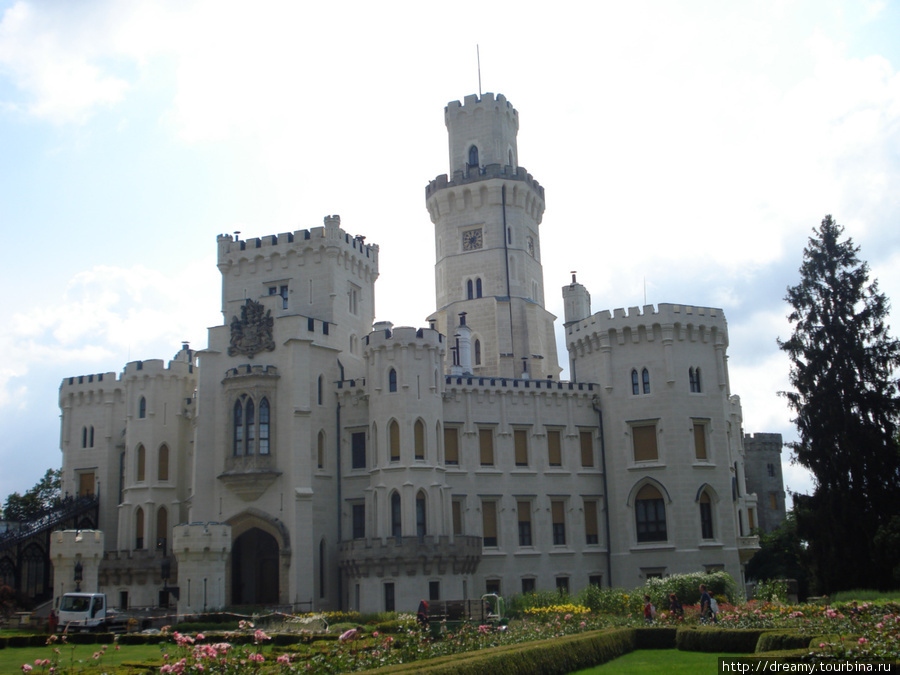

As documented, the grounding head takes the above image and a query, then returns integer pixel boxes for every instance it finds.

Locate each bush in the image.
[645,571,739,609]
[676,627,766,653]
[634,627,677,649]
[756,631,812,652]
[754,579,789,603]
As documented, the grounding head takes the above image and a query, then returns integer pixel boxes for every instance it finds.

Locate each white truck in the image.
[57,592,122,632]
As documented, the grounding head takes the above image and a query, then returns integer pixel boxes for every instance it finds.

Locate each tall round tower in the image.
[426,93,560,380]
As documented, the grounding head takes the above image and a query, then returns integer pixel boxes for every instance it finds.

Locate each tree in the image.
[779,215,900,593]
[2,468,62,521]
[745,511,809,598]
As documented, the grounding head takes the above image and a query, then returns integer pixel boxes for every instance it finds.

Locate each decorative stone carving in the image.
[228,299,275,358]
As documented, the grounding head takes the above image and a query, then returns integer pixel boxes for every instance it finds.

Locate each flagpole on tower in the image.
[477,44,482,97]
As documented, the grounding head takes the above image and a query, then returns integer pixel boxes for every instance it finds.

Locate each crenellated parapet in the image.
[364,325,445,352]
[446,92,517,122]
[444,374,597,397]
[565,303,729,355]
[216,214,379,282]
[426,164,544,200]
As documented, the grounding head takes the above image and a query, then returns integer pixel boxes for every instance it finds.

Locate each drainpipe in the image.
[501,184,515,364]
[592,398,613,588]
[336,399,343,610]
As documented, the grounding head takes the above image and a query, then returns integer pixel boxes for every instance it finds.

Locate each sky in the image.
[1,0,899,505]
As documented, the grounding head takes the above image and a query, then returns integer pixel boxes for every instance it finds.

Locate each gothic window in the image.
[388,368,397,393]
[82,427,87,448]
[317,376,324,405]
[389,420,400,462]
[635,484,667,542]
[467,279,474,299]
[138,396,146,419]
[414,419,425,460]
[689,367,702,392]
[157,444,169,481]
[631,369,640,395]
[156,506,168,553]
[89,426,94,448]
[136,444,146,482]
[233,400,244,455]
[135,506,145,549]
[642,368,651,394]
[319,539,326,598]
[468,145,479,168]
[475,278,483,298]
[258,398,270,454]
[391,491,402,538]
[416,491,427,537]
[474,339,482,366]
[245,398,256,452]
[699,491,714,539]
[317,430,326,470]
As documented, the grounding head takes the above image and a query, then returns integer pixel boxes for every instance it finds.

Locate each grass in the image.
[828,589,900,603]
[572,649,746,674]
[0,642,171,672]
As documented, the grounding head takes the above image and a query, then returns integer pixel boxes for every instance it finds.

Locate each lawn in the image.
[573,649,745,674]
[0,642,169,673]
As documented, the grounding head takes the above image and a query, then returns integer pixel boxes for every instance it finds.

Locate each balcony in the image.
[337,535,482,579]
[737,535,760,564]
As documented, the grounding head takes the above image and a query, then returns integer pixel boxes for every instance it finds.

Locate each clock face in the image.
[462,228,483,251]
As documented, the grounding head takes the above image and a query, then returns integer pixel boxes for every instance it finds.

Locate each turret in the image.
[563,272,591,327]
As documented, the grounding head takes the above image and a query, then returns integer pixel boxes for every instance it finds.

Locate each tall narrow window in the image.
[389,420,400,462]
[258,398,270,454]
[689,367,703,393]
[693,421,707,460]
[135,507,144,550]
[514,429,528,467]
[635,484,667,542]
[136,444,146,482]
[452,500,463,535]
[351,431,366,470]
[475,278,482,298]
[580,430,594,467]
[642,368,651,394]
[444,427,459,465]
[157,444,169,481]
[481,500,497,547]
[632,424,659,462]
[552,500,567,546]
[474,339,481,365]
[352,504,365,539]
[414,420,425,460]
[699,492,714,539]
[82,427,87,448]
[319,539,326,598]
[584,499,599,545]
[317,430,326,470]
[479,428,494,466]
[280,285,289,310]
[517,501,532,546]
[89,426,94,448]
[384,582,395,612]
[138,396,146,419]
[631,369,639,395]
[233,400,244,455]
[156,506,167,553]
[317,376,324,405]
[416,492,427,537]
[391,492,402,538]
[118,453,125,505]
[547,429,562,467]
[468,145,479,167]
[467,279,474,299]
[245,398,255,454]
[388,368,397,393]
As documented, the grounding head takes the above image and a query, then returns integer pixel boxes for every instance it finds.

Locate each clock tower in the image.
[426,93,560,380]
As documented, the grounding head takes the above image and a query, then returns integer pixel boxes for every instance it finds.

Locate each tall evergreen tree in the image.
[779,215,900,592]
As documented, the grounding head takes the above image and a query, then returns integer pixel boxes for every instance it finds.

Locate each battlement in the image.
[743,432,784,454]
[123,358,196,379]
[61,351,196,396]
[224,364,279,379]
[444,375,597,397]
[216,214,380,269]
[365,325,445,351]
[425,164,544,199]
[566,302,726,338]
[446,92,517,117]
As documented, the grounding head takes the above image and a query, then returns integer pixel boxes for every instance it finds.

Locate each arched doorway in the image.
[231,528,279,605]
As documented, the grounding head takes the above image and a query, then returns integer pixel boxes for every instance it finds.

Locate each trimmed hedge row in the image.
[676,627,769,653]
[366,628,637,675]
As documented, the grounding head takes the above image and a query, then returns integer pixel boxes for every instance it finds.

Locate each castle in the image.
[50,92,774,615]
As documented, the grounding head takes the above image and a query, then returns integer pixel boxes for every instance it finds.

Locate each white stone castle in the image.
[56,92,761,616]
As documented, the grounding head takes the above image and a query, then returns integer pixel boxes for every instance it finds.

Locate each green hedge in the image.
[756,631,815,653]
[676,627,767,653]
[634,627,677,649]
[367,628,636,675]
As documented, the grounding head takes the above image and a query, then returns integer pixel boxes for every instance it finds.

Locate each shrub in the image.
[676,627,766,653]
[754,579,789,603]
[645,571,739,608]
[756,630,812,652]
[634,627,677,649]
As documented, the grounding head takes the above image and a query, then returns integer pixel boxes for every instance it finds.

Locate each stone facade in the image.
[743,433,787,533]
[57,91,771,616]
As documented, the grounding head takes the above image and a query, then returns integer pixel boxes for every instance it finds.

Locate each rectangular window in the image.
[479,428,494,466]
[444,427,459,465]
[517,501,532,546]
[429,581,440,602]
[551,500,566,546]
[584,499,599,545]
[485,579,501,595]
[748,508,756,531]
[452,499,463,535]
[352,504,365,539]
[767,463,775,477]
[351,432,366,470]
[514,429,528,467]
[632,424,659,462]
[482,500,498,547]
[349,285,359,315]
[280,285,288,310]
[547,429,562,467]
[693,422,707,460]
[580,430,594,467]
[769,492,778,510]
[589,575,603,588]
[384,582,395,612]
[556,576,569,594]
[522,578,536,594]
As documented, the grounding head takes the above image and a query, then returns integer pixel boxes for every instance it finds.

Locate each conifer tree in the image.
[779,215,900,592]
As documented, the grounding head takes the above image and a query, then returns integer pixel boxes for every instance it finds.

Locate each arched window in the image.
[82,427,87,448]
[635,484,666,542]
[474,339,482,366]
[156,506,168,553]
[391,492,402,538]
[388,368,398,393]
[157,444,169,481]
[414,419,425,460]
[468,145,479,168]
[138,396,146,419]
[136,444,146,482]
[631,369,639,395]
[467,279,474,299]
[118,452,125,504]
[233,400,244,455]
[416,491,427,537]
[475,278,482,298]
[699,491,714,539]
[317,430,325,470]
[389,420,400,462]
[258,397,270,455]
[689,367,702,393]
[642,368,651,394]
[135,507,145,550]
[245,398,256,454]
